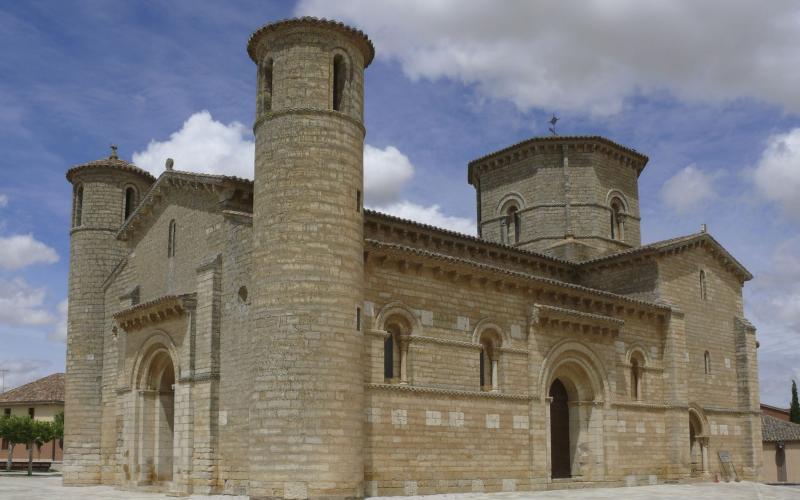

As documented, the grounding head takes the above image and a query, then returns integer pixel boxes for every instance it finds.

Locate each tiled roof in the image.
[762,414,800,442]
[66,155,156,184]
[0,373,64,405]
[248,17,375,67]
[577,232,753,282]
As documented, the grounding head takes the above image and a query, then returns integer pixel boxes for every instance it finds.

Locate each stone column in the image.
[399,336,410,385]
[662,306,690,479]
[490,357,499,392]
[734,316,762,480]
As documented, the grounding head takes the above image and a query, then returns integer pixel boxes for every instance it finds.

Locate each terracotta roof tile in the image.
[0,373,64,404]
[762,414,800,442]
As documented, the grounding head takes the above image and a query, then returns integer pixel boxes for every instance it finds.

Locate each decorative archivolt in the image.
[538,339,610,404]
[688,402,710,437]
[471,317,509,346]
[496,192,526,215]
[129,330,180,390]
[373,301,422,337]
[605,189,630,212]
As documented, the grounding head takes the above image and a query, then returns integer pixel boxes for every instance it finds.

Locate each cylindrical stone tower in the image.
[247,18,373,499]
[63,150,154,485]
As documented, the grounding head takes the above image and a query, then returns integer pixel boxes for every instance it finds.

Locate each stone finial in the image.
[110,144,118,159]
[165,158,174,171]
[701,223,707,233]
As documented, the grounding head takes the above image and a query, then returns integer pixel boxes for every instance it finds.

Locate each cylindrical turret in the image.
[63,150,154,485]
[247,18,373,499]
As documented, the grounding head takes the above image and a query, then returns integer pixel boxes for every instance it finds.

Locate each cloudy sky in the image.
[0,1,798,406]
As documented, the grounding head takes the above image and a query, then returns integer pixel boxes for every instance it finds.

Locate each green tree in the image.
[29,420,54,476]
[0,415,33,472]
[791,380,800,424]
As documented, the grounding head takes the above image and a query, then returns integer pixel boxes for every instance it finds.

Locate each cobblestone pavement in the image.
[0,476,798,500]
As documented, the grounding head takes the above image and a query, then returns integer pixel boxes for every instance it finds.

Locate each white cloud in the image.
[364,144,415,205]
[661,165,717,213]
[0,234,59,270]
[0,194,7,207]
[132,110,255,179]
[0,359,53,394]
[297,0,800,115]
[48,300,68,343]
[747,238,800,406]
[0,278,57,327]
[754,128,800,219]
[377,200,476,235]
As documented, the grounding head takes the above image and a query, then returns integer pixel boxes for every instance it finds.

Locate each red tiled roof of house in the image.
[0,373,65,405]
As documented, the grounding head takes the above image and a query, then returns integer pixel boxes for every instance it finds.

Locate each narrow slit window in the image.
[704,351,711,375]
[74,184,84,227]
[167,219,176,258]
[356,307,362,331]
[332,54,346,111]
[124,186,137,221]
[259,58,273,113]
[700,270,707,300]
[356,190,362,212]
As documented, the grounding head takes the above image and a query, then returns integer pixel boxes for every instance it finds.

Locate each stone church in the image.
[63,17,762,499]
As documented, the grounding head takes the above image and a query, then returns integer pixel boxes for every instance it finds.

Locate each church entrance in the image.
[688,411,708,477]
[549,379,571,478]
[137,349,175,485]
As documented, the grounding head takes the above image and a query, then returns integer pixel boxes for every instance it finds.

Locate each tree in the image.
[51,412,64,461]
[0,415,32,472]
[29,420,54,476]
[791,380,800,424]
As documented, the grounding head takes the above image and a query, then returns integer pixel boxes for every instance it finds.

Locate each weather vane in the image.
[548,114,559,136]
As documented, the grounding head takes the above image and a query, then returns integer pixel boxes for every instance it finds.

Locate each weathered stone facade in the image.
[63,17,762,499]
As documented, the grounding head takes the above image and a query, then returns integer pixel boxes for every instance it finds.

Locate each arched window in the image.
[507,206,521,244]
[699,270,707,301]
[73,184,84,227]
[383,323,405,382]
[704,351,711,375]
[332,54,346,111]
[167,220,176,258]
[610,198,624,240]
[631,358,640,400]
[258,58,273,113]
[123,186,137,221]
[479,331,501,392]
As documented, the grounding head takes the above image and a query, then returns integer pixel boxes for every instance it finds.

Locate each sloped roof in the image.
[116,170,252,241]
[577,232,753,282]
[0,373,64,405]
[66,154,156,184]
[762,414,800,442]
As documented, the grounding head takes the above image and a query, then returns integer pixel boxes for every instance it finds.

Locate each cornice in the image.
[366,383,532,401]
[114,293,197,331]
[247,17,375,67]
[468,135,649,185]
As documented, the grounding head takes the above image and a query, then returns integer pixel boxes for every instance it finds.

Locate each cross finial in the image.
[110,144,118,159]
[548,114,559,136]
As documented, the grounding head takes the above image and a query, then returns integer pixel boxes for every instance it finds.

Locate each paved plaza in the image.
[0,476,799,500]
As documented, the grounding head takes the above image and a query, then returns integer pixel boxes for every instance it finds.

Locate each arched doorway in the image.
[688,410,708,477]
[542,342,607,481]
[137,348,175,485]
[549,379,571,478]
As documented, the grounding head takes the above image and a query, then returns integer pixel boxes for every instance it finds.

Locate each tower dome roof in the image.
[66,146,156,184]
[247,17,375,67]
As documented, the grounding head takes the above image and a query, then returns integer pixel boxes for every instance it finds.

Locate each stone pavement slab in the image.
[0,477,798,500]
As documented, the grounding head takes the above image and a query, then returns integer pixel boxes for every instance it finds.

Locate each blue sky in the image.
[0,1,798,406]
